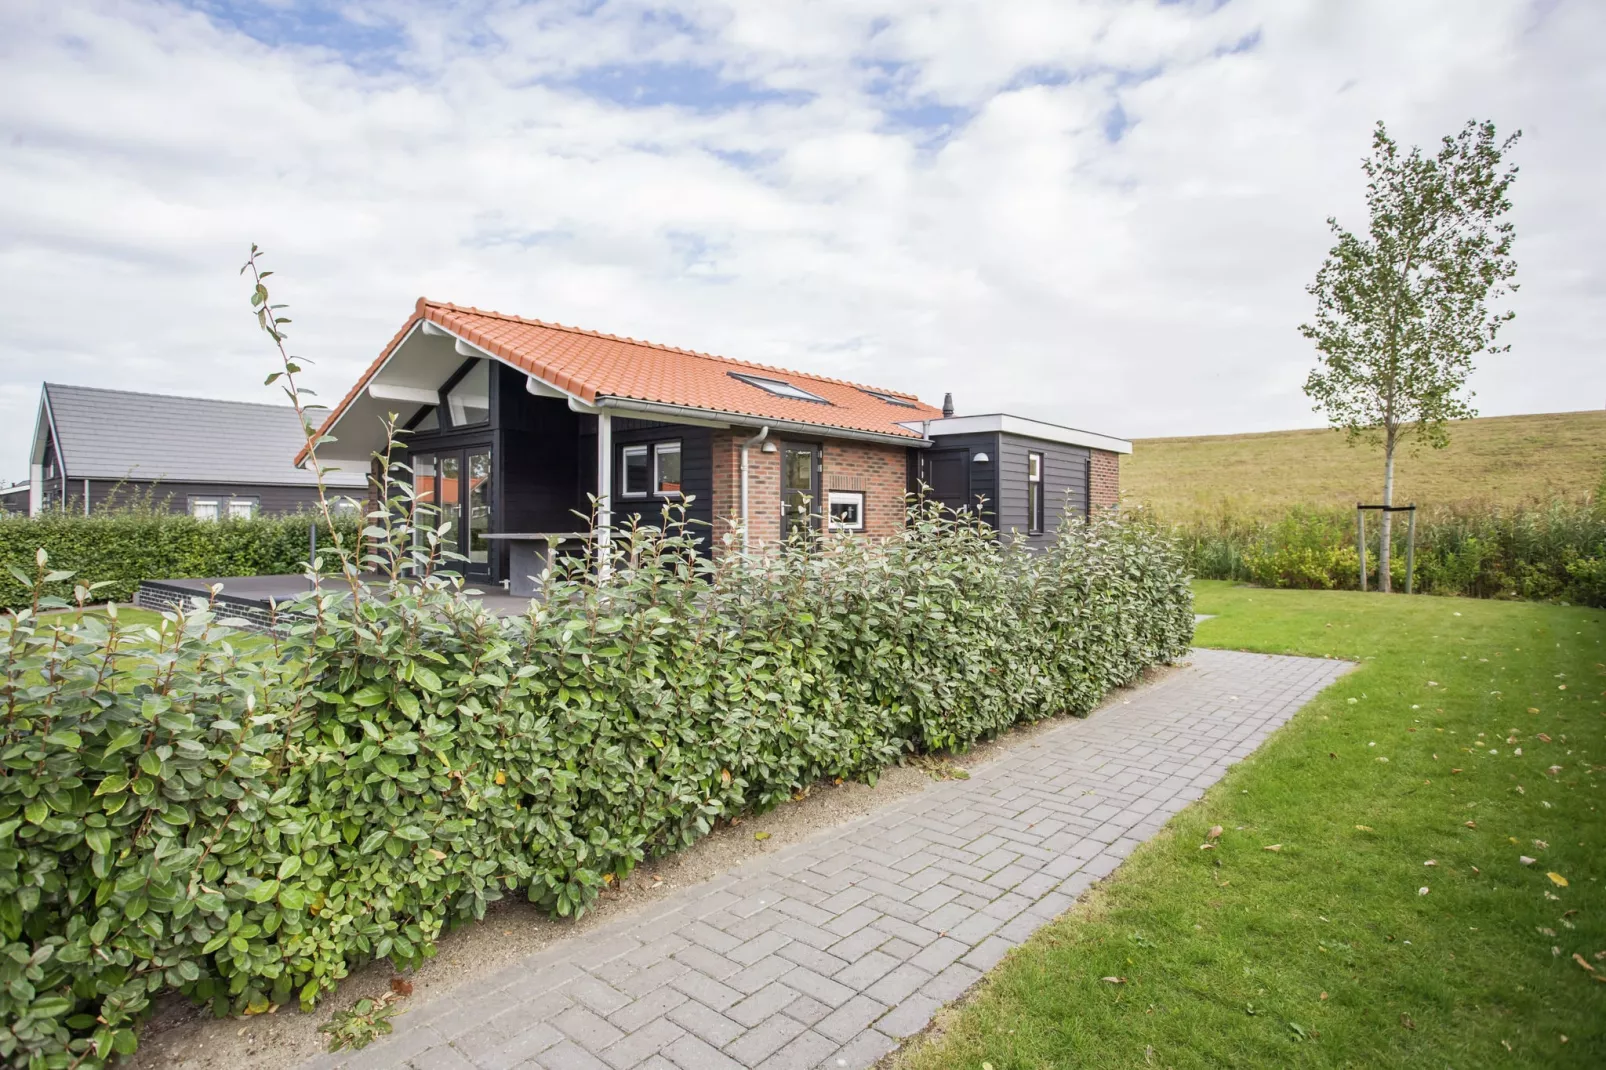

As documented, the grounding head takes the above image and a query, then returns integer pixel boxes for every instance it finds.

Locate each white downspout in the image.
[83,478,90,517]
[29,464,42,517]
[596,411,612,579]
[739,426,769,553]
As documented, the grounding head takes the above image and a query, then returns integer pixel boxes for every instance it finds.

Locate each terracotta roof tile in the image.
[305,299,942,460]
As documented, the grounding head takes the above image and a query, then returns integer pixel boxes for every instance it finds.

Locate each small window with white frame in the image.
[1026,451,1044,534]
[621,445,650,497]
[654,442,682,496]
[189,497,221,521]
[227,497,260,520]
[827,490,865,531]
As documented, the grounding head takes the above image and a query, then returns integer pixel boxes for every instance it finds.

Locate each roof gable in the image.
[310,299,943,456]
[39,383,367,486]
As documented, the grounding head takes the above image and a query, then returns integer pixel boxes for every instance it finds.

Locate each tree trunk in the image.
[1378,442,1396,593]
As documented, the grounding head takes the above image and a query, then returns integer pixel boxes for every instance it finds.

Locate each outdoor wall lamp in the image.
[972,452,990,463]
[761,441,778,453]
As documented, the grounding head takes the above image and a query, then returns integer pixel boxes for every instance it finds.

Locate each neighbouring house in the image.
[27,383,367,518]
[303,298,1131,592]
[0,482,30,515]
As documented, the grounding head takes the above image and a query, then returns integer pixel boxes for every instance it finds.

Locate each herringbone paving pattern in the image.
[304,648,1349,1070]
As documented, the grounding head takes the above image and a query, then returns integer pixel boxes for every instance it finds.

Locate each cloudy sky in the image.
[1,0,1600,480]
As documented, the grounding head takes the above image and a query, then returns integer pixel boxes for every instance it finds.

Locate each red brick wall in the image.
[709,431,909,548]
[820,439,908,538]
[1090,449,1120,510]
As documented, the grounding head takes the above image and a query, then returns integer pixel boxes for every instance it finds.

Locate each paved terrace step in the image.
[302,648,1351,1070]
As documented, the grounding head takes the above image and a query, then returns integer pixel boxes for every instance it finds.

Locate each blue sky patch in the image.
[184,0,410,70]
[564,61,812,112]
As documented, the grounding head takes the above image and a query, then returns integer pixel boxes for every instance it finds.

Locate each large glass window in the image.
[444,360,490,427]
[1027,451,1044,534]
[467,450,491,566]
[621,446,650,497]
[438,454,463,552]
[654,443,682,495]
[620,441,683,498]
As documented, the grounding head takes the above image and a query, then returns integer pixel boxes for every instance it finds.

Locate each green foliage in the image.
[318,992,403,1052]
[1164,500,1606,606]
[1301,118,1520,592]
[1301,118,1520,453]
[0,509,358,610]
[0,496,1193,1067]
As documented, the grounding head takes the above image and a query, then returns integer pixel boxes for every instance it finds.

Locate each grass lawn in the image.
[1123,409,1606,519]
[895,581,1606,1068]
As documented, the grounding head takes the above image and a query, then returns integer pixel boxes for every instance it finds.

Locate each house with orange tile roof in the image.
[304,299,1130,594]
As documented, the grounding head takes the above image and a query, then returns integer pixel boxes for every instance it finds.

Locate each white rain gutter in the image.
[739,426,770,552]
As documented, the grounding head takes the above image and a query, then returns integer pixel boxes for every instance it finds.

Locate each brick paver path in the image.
[308,648,1348,1070]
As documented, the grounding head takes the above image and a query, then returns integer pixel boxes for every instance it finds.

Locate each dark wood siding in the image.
[606,421,714,546]
[996,434,1090,549]
[75,480,332,515]
[914,432,999,523]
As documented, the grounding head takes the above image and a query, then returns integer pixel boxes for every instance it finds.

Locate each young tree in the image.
[1302,119,1520,591]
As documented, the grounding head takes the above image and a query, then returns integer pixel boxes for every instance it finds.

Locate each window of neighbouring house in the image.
[227,497,259,520]
[189,498,221,521]
[621,446,650,497]
[1027,451,1044,534]
[654,442,682,496]
[444,359,490,428]
[827,490,864,531]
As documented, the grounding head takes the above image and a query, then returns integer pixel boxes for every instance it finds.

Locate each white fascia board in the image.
[907,414,1132,455]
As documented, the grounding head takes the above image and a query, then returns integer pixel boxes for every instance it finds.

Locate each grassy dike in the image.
[895,581,1606,1068]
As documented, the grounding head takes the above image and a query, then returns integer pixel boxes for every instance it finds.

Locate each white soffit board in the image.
[908,414,1133,455]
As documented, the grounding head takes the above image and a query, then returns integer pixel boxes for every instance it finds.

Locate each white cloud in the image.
[0,0,1600,486]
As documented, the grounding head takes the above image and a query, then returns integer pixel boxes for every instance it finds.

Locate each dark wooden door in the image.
[922,448,970,516]
[780,442,820,539]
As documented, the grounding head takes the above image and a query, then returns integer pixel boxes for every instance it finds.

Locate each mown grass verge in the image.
[895,580,1606,1068]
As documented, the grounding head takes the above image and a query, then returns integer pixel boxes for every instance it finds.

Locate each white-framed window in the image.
[227,497,260,520]
[189,498,221,521]
[621,445,650,497]
[1027,451,1044,534]
[444,359,490,427]
[827,490,865,531]
[621,441,684,498]
[654,442,682,496]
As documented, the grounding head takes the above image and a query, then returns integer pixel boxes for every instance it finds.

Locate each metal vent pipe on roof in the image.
[942,393,955,418]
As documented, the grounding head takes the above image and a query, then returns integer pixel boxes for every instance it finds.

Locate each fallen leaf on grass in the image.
[1263,844,1282,852]
[1465,820,1477,829]
[1574,954,1596,973]
[1595,950,1606,961]
[1199,843,1215,850]
[1451,768,1463,774]
[1100,976,1127,984]
[1208,825,1223,840]
[1548,766,1563,776]
[753,831,770,841]
[1319,991,1328,1001]
[1400,1013,1416,1030]
[1419,887,1430,896]
[1538,733,1552,743]
[389,978,413,997]
[1424,860,1438,867]
[1549,872,1569,887]
[1355,825,1373,832]
[1520,856,1536,866]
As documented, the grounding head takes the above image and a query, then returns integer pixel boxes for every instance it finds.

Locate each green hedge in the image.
[0,503,1191,1066]
[1165,500,1606,606]
[0,511,360,610]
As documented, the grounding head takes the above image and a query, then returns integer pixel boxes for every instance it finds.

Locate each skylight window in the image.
[728,372,829,404]
[861,389,918,408]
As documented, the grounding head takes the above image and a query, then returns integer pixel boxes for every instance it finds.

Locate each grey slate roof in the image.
[39,383,368,486]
